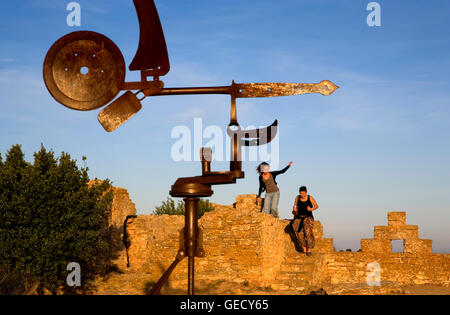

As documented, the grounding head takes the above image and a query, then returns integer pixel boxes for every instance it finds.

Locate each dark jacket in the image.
[257,164,291,197]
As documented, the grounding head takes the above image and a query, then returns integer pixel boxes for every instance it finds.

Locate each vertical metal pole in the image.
[230,131,241,172]
[229,96,242,173]
[184,197,198,295]
[188,256,195,295]
[230,96,238,126]
[201,148,212,175]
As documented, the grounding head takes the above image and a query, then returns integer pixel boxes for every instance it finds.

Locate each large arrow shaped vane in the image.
[235,80,339,97]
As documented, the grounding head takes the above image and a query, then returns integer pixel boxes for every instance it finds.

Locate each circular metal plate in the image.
[43,31,125,111]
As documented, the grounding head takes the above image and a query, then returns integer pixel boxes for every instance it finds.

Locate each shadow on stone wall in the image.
[284,222,304,253]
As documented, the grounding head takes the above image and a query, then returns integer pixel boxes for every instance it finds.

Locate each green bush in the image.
[0,144,113,294]
[153,197,214,219]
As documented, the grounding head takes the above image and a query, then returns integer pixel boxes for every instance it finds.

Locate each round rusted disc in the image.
[43,31,125,111]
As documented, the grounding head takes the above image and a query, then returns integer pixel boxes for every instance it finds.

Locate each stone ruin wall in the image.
[107,187,450,288]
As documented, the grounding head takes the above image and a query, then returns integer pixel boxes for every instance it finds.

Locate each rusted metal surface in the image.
[43,31,125,111]
[121,80,163,91]
[228,120,279,147]
[129,0,170,77]
[98,91,143,132]
[98,80,163,132]
[235,80,339,97]
[141,80,339,98]
[42,0,339,296]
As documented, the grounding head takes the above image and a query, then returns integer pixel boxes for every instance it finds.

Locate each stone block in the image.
[390,225,419,240]
[388,212,406,227]
[97,183,138,270]
[361,239,391,253]
[235,194,260,213]
[374,225,418,240]
[111,187,137,226]
[404,239,432,255]
[374,226,390,239]
[313,221,324,239]
[314,238,334,253]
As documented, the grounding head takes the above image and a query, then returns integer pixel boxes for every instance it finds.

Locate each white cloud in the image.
[0,68,45,98]
[0,58,16,63]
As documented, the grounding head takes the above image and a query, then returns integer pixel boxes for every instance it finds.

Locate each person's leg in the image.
[262,193,273,215]
[304,217,315,253]
[270,191,280,218]
[292,219,300,240]
[292,219,306,253]
[297,222,307,253]
[291,218,300,234]
[303,229,308,253]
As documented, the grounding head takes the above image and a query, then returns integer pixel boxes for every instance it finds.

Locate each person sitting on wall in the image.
[292,186,318,256]
[256,161,293,219]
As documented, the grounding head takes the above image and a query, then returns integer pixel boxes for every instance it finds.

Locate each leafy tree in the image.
[0,144,113,294]
[153,198,184,216]
[153,197,214,219]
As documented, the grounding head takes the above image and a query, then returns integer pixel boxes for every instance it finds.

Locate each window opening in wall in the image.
[391,240,404,253]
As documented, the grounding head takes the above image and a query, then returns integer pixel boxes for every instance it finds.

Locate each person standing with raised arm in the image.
[256,161,293,219]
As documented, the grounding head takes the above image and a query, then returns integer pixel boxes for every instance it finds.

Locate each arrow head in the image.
[317,80,339,96]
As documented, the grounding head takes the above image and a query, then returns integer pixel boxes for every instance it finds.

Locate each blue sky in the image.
[0,0,449,252]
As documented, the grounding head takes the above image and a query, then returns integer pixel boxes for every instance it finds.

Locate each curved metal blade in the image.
[129,0,170,76]
[227,120,278,147]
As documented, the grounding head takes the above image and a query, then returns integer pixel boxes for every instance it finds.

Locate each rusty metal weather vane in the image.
[43,0,338,295]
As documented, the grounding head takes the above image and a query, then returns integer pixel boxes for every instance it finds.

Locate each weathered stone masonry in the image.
[106,188,450,290]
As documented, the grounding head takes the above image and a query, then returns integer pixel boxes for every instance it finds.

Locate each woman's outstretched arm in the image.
[272,161,293,176]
